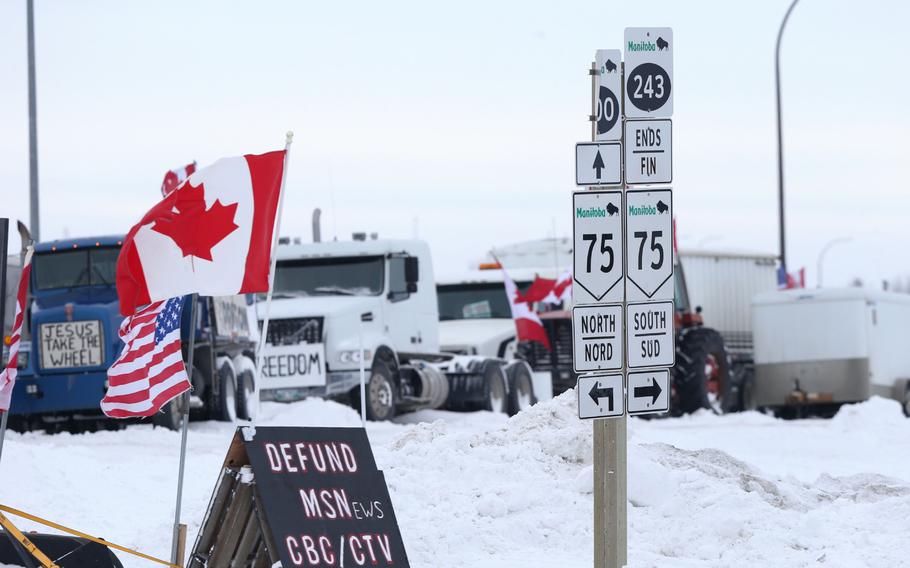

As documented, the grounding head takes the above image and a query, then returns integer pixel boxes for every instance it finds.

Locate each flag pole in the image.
[170,293,197,565]
[0,219,10,465]
[253,131,294,428]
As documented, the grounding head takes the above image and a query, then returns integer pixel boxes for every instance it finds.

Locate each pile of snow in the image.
[1,394,909,567]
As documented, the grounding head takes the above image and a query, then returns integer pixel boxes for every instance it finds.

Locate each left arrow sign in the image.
[577,374,624,420]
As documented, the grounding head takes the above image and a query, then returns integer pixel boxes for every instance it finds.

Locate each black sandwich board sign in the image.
[190,427,410,568]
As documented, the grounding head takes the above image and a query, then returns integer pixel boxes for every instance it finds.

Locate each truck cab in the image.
[256,237,547,419]
[11,236,258,431]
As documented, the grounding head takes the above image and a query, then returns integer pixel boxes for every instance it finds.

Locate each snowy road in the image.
[1,394,909,567]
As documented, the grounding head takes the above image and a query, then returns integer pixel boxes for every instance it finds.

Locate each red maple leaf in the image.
[151,180,239,261]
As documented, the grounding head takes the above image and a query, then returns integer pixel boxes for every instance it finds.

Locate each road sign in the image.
[595,49,622,141]
[624,28,673,118]
[626,301,675,369]
[625,119,672,185]
[572,304,623,372]
[627,369,670,415]
[577,374,624,419]
[573,191,624,304]
[625,189,673,302]
[576,142,622,186]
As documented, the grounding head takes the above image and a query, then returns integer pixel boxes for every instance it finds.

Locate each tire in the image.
[234,355,258,422]
[673,328,733,414]
[506,361,536,416]
[480,360,508,414]
[365,361,397,421]
[217,357,238,422]
[903,384,910,418]
[153,390,189,431]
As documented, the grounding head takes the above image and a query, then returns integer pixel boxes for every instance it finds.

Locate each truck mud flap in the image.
[0,533,123,567]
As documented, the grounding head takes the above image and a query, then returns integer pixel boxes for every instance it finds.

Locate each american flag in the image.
[0,248,34,412]
[100,296,192,418]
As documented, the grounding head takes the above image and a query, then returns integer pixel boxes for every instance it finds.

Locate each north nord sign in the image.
[572,304,623,373]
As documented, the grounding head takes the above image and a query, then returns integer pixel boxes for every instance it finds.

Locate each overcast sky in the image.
[1,0,907,288]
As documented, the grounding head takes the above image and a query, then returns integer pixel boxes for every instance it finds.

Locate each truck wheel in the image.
[234,355,258,422]
[903,384,910,418]
[506,361,535,416]
[481,360,508,414]
[217,357,238,422]
[153,391,189,431]
[365,361,397,421]
[674,328,732,414]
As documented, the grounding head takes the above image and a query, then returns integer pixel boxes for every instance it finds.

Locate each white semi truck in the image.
[253,237,548,419]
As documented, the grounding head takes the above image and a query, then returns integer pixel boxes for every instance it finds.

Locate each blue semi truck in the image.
[8,235,259,432]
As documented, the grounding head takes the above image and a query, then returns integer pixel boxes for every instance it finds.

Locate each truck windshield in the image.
[273,256,384,297]
[437,282,529,320]
[33,247,121,290]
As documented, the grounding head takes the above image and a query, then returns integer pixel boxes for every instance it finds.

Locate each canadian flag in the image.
[541,270,572,304]
[117,150,285,315]
[503,270,551,350]
[517,271,572,305]
[161,161,197,198]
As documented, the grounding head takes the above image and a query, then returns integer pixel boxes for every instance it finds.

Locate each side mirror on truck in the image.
[405,257,419,293]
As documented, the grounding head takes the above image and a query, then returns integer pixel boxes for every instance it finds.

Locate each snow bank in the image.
[1,393,909,567]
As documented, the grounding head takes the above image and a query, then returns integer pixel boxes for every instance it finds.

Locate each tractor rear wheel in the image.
[674,328,733,414]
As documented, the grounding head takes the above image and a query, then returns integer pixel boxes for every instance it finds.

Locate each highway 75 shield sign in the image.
[573,191,624,304]
[625,189,673,302]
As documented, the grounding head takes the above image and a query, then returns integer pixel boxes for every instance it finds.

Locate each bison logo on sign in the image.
[656,37,669,51]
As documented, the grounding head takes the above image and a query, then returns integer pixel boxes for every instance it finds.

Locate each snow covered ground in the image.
[1,393,909,567]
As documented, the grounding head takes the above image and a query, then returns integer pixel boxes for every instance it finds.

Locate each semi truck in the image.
[8,235,258,432]
[751,287,910,417]
[252,236,550,419]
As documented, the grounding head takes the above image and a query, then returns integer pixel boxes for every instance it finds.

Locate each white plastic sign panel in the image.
[576,142,622,186]
[625,189,673,302]
[625,119,672,185]
[573,191,624,304]
[627,369,670,415]
[577,374,625,420]
[624,27,673,118]
[626,301,675,369]
[594,49,622,142]
[572,304,623,373]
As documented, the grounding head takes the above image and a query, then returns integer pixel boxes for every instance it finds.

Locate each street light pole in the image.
[817,237,852,288]
[27,0,40,241]
[775,0,800,273]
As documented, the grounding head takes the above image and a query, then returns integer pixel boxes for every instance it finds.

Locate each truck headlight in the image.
[339,349,371,364]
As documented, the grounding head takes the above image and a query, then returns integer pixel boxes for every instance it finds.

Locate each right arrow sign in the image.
[627,369,670,415]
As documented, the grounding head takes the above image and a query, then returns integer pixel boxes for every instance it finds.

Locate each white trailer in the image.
[678,249,778,358]
[751,287,910,415]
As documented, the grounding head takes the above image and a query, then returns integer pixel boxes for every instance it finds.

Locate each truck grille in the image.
[519,317,576,395]
[263,317,324,345]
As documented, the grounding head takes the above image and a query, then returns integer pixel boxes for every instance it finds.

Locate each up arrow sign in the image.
[592,150,605,180]
[576,142,621,186]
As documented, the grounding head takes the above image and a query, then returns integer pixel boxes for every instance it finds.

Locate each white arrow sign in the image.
[625,119,672,185]
[626,301,676,369]
[573,191,624,304]
[577,374,624,419]
[624,27,673,118]
[595,49,622,141]
[572,304,623,373]
[625,189,673,302]
[627,369,670,415]
[576,142,622,186]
